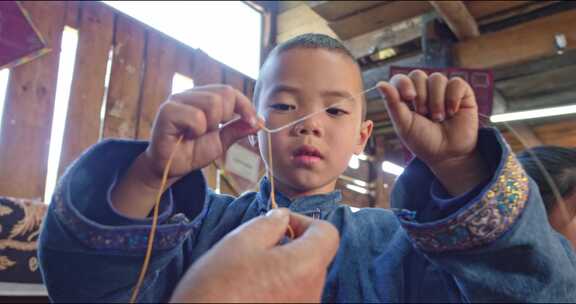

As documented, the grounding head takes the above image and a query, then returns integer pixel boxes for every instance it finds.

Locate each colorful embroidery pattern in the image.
[52,187,193,252]
[401,153,529,252]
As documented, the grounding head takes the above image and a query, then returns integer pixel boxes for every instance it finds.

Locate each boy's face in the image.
[256,48,373,198]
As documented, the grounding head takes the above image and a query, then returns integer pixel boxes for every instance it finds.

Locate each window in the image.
[102,1,262,79]
[98,49,114,140]
[171,73,194,94]
[44,27,79,204]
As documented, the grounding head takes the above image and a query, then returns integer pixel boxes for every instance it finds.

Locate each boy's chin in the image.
[280,172,337,194]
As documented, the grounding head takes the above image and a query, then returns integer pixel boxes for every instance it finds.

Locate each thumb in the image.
[377,81,414,135]
[278,219,340,267]
[219,119,260,152]
[224,208,291,250]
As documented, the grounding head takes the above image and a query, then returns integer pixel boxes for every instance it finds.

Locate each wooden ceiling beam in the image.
[326,1,432,40]
[454,9,576,68]
[430,1,479,40]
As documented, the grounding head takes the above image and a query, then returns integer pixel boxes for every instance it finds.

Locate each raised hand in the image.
[378,70,488,196]
[111,85,260,218]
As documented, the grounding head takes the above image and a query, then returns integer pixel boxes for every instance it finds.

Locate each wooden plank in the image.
[502,118,576,151]
[65,0,80,28]
[308,1,389,21]
[496,64,576,99]
[244,78,256,100]
[58,2,114,176]
[454,9,576,68]
[343,16,422,58]
[0,2,66,199]
[191,50,223,86]
[430,1,479,40]
[102,15,146,140]
[508,122,543,148]
[328,1,432,40]
[190,50,223,190]
[466,0,533,20]
[174,46,196,79]
[135,31,178,140]
[533,119,576,147]
[223,67,245,92]
[474,1,560,26]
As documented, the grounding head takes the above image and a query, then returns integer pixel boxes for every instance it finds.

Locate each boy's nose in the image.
[293,118,323,137]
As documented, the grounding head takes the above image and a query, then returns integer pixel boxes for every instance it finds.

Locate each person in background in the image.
[518,145,576,248]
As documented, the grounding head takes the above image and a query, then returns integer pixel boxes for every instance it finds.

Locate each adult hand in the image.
[170,208,340,303]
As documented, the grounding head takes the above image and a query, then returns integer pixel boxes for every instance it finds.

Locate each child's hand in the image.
[378,70,488,196]
[111,85,259,218]
[143,85,260,183]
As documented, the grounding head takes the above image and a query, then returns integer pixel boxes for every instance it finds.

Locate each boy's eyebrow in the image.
[268,85,356,102]
[320,90,355,102]
[268,84,301,97]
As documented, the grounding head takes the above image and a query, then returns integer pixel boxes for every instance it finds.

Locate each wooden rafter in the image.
[454,9,576,68]
[429,1,479,40]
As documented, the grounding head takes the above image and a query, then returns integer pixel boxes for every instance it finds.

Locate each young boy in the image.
[38,34,576,302]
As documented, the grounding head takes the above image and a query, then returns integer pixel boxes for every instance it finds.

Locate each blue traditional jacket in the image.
[38,128,576,302]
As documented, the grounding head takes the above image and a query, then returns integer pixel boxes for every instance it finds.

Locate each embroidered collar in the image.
[255,177,343,214]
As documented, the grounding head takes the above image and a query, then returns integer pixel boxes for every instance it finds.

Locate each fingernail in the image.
[249,117,257,127]
[447,109,455,116]
[266,208,288,219]
[433,113,444,121]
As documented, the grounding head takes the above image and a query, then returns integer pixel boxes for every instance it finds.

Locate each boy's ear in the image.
[355,120,373,154]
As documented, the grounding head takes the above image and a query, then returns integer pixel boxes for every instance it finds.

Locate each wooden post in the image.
[135,31,178,141]
[421,12,456,68]
[373,135,390,209]
[102,15,146,140]
[192,50,224,190]
[0,2,66,199]
[58,2,114,176]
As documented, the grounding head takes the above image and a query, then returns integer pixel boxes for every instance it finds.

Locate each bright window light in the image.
[99,49,114,140]
[490,104,576,123]
[346,184,370,195]
[382,161,404,176]
[353,179,368,187]
[172,73,195,94]
[44,26,79,204]
[348,154,360,169]
[0,69,9,131]
[357,153,369,161]
[102,1,262,79]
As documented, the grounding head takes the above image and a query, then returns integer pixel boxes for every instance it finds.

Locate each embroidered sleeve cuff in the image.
[393,128,530,253]
[429,177,488,217]
[51,139,206,253]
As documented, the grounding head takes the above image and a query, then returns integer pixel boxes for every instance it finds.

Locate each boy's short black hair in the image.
[253,33,366,119]
[517,145,576,213]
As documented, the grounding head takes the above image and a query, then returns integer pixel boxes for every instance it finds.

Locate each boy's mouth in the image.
[292,145,324,166]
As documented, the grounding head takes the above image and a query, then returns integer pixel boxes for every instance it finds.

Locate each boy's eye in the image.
[269,103,296,112]
[326,107,348,116]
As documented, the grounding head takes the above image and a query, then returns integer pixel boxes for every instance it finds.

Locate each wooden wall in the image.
[0,1,256,201]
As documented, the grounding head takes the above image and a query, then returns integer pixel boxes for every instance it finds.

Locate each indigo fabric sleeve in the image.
[38,139,211,302]
[392,128,576,302]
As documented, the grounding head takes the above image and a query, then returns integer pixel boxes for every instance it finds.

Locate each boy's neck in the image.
[272,178,338,200]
